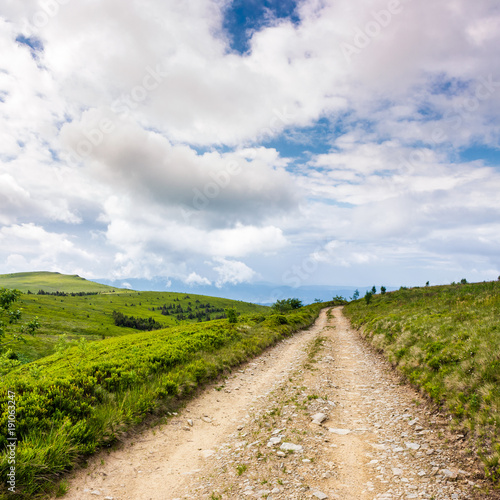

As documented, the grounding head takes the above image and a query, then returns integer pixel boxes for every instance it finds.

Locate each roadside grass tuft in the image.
[236,463,247,476]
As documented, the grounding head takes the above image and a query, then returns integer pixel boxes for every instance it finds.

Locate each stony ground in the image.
[59,307,493,500]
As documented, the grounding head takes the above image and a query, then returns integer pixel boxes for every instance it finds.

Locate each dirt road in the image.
[59,308,485,500]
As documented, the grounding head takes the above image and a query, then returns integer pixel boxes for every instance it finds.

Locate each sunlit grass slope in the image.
[0,272,269,363]
[0,303,324,499]
[0,272,119,293]
[344,280,500,481]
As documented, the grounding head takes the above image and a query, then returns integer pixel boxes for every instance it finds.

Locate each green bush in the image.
[0,288,40,356]
[331,295,348,306]
[272,298,302,313]
[225,308,238,324]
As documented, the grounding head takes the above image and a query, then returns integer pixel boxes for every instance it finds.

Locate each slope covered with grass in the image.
[0,272,269,364]
[344,280,500,481]
[0,272,119,294]
[0,303,324,499]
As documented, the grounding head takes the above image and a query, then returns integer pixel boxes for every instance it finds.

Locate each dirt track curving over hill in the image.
[57,308,492,500]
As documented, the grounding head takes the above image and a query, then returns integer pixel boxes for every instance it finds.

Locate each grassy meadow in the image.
[0,272,117,294]
[344,280,500,481]
[0,272,327,499]
[0,272,268,364]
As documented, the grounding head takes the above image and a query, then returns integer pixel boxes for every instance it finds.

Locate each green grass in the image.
[0,272,269,363]
[343,280,500,481]
[236,463,247,475]
[0,302,324,499]
[0,272,119,294]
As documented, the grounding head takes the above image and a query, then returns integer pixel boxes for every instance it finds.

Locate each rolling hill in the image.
[0,272,269,363]
[0,271,120,293]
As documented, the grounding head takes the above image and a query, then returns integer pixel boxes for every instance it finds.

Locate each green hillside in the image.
[0,272,119,293]
[0,303,324,499]
[0,272,269,364]
[344,280,500,481]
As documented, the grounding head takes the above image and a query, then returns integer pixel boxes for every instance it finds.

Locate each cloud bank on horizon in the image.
[0,0,499,289]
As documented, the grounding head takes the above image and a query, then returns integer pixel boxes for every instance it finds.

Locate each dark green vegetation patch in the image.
[344,280,500,482]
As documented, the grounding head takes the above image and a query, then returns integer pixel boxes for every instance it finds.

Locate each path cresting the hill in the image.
[58,307,488,500]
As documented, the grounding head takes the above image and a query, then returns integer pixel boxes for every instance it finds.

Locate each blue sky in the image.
[0,0,499,295]
[459,145,500,165]
[223,0,300,53]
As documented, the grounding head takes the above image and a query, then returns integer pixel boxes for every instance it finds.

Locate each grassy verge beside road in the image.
[344,280,500,481]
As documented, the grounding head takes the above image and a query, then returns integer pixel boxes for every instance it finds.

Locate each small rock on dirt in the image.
[280,442,303,452]
[328,428,351,435]
[311,413,328,424]
[268,436,282,446]
[313,491,328,499]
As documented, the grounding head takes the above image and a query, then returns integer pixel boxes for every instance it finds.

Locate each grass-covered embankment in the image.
[0,303,324,499]
[343,280,500,480]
